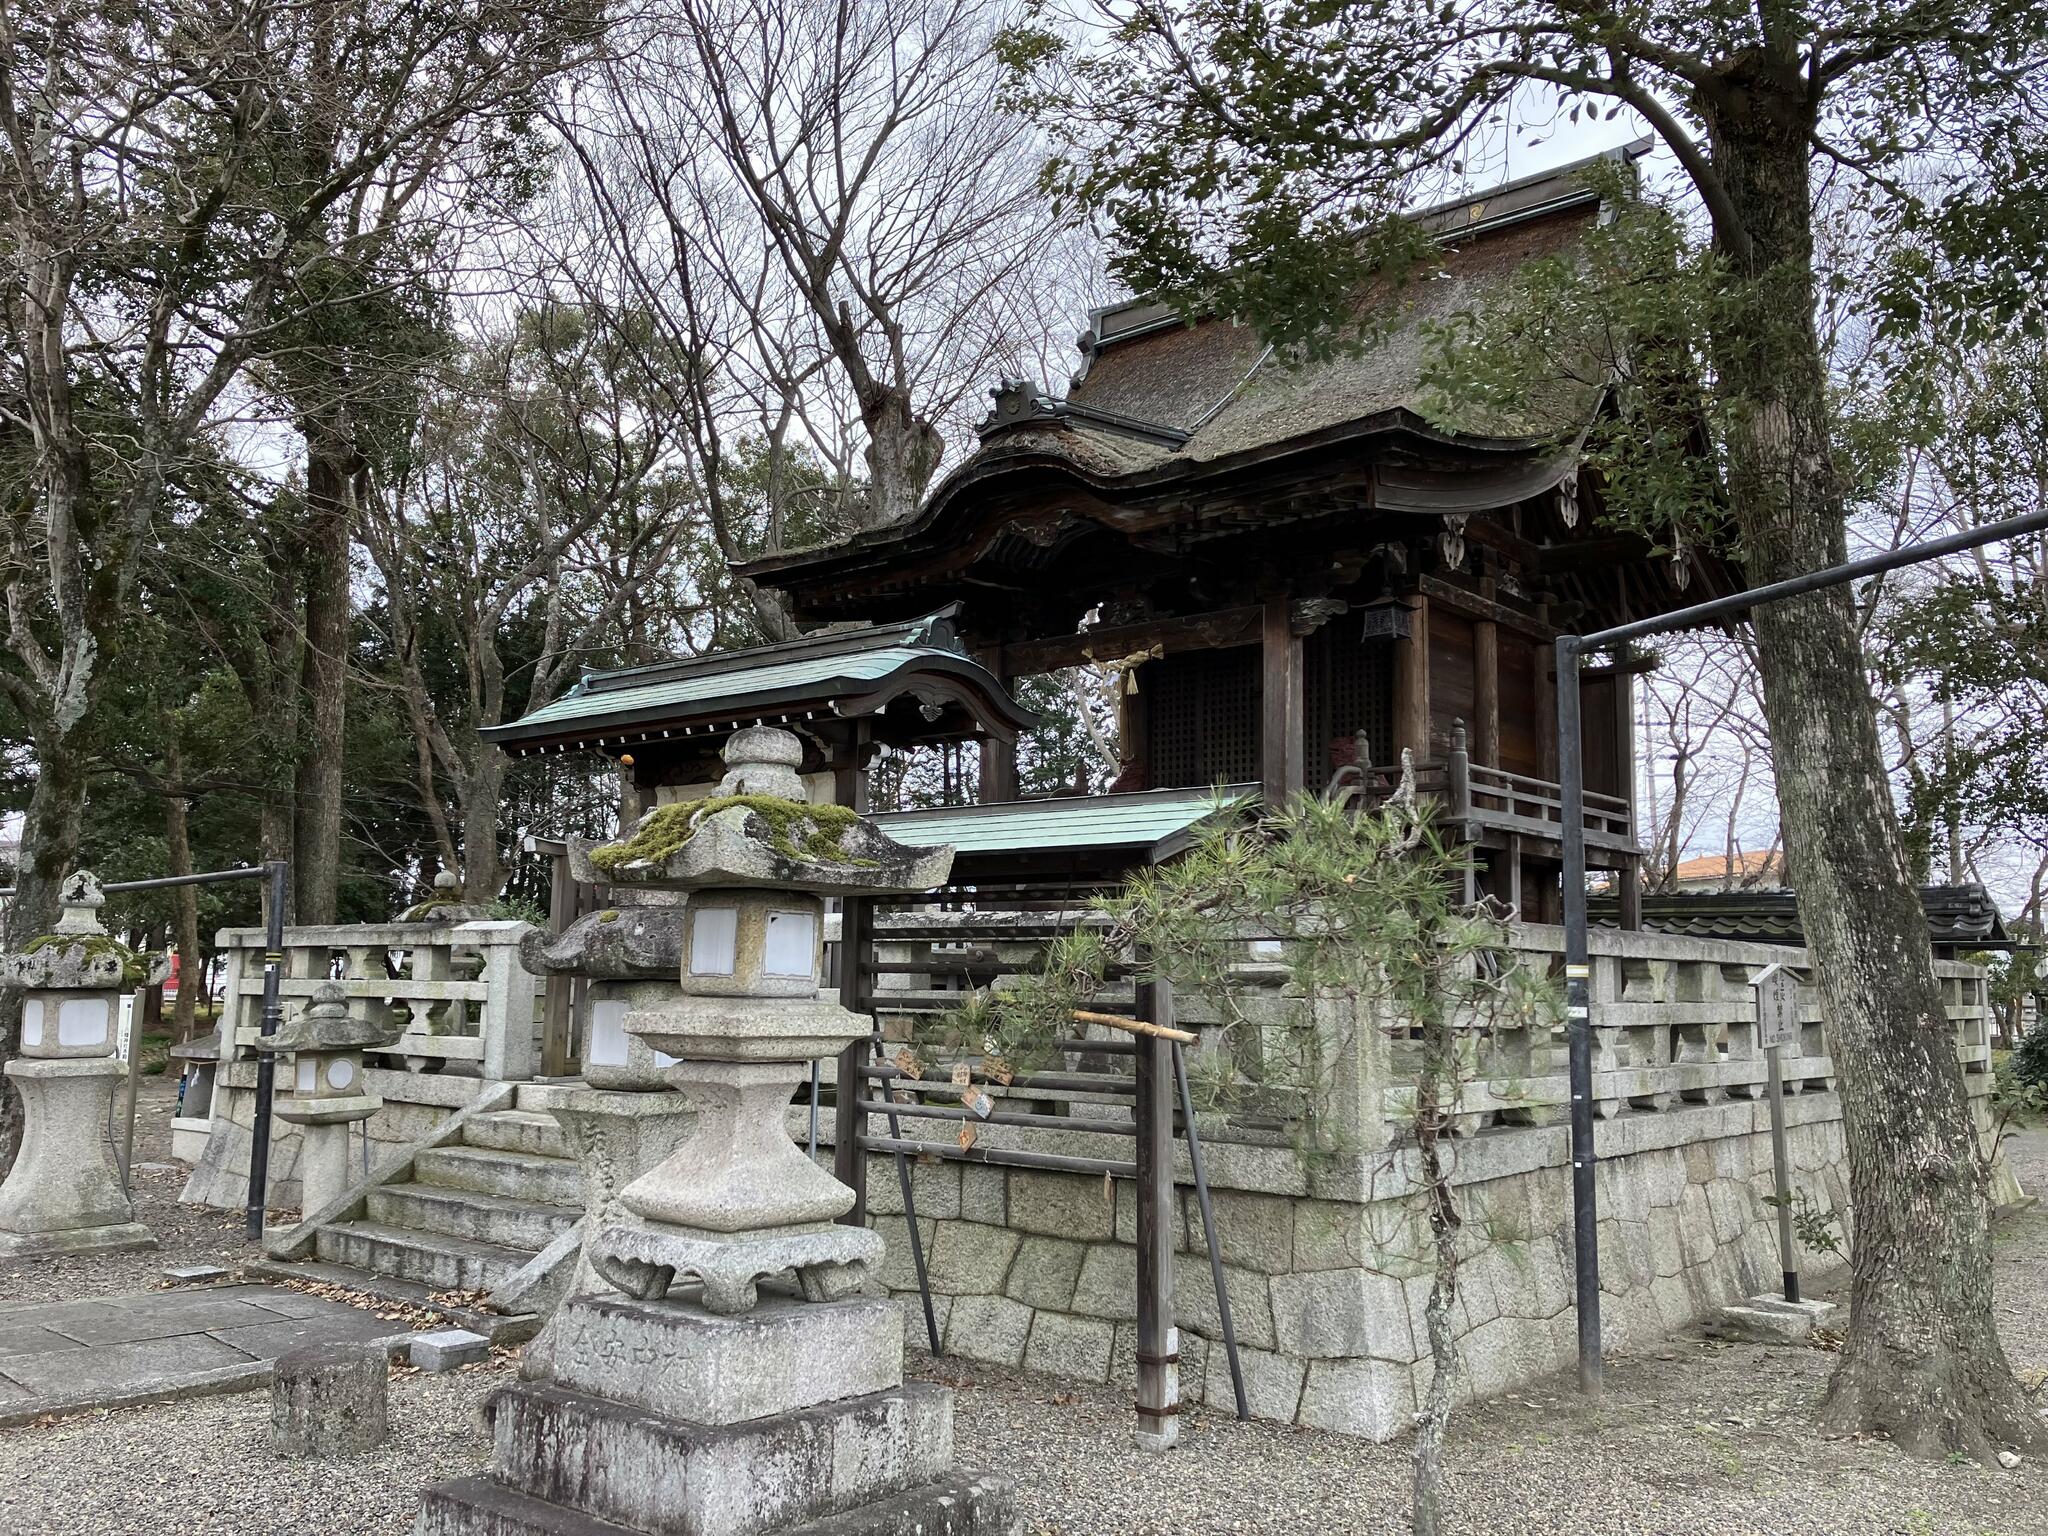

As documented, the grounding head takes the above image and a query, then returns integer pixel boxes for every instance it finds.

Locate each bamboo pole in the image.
[1072,1008,1197,1043]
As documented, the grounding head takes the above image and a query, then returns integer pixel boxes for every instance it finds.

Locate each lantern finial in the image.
[51,869,107,937]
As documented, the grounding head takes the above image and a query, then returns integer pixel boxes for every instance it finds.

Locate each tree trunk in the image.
[163,734,201,1041]
[293,439,355,923]
[857,390,943,532]
[457,748,509,904]
[1704,78,2045,1460]
[0,729,91,1174]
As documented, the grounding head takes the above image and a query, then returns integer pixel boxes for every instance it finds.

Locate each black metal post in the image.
[1173,1041,1247,1420]
[887,1094,943,1357]
[244,859,288,1242]
[1555,636,1603,1395]
[1545,511,2048,1394]
[807,1060,821,1161]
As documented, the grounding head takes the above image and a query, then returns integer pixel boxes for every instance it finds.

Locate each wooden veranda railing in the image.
[1329,721,1636,856]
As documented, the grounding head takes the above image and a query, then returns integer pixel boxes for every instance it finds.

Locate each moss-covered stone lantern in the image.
[255,980,398,1214]
[583,724,953,1314]
[0,870,165,1256]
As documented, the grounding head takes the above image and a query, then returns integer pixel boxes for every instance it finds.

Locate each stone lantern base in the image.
[0,1057,155,1257]
[416,1287,1015,1536]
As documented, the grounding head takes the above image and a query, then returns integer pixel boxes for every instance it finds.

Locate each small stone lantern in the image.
[586,725,954,1314]
[256,981,397,1215]
[0,870,165,1256]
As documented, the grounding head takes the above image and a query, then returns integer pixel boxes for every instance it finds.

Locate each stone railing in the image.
[1396,925,1995,1132]
[847,909,1994,1148]
[215,920,544,1082]
[827,917,2000,1438]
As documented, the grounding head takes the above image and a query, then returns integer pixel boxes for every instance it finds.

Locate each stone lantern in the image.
[418,727,1017,1536]
[256,980,397,1215]
[0,870,165,1256]
[586,725,954,1314]
[518,888,695,1352]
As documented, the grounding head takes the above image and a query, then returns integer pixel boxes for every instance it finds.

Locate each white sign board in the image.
[1753,963,1801,1051]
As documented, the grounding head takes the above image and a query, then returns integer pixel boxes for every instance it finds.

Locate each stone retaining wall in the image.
[843,1081,2007,1440]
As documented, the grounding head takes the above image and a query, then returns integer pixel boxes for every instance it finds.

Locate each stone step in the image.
[487,1382,952,1536]
[516,1081,583,1114]
[417,1477,637,1536]
[368,1182,581,1252]
[416,1145,582,1205]
[314,1219,534,1294]
[462,1109,573,1161]
[245,1257,541,1344]
[418,1470,1014,1536]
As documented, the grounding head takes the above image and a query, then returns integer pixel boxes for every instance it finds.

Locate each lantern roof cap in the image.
[255,981,400,1053]
[576,726,954,895]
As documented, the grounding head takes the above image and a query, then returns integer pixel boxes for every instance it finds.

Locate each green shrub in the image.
[2012,1027,2048,1092]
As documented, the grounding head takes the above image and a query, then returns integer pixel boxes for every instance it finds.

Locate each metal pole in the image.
[244,859,288,1242]
[1173,1041,1247,1420]
[807,1060,821,1160]
[1555,636,1603,1395]
[1766,1044,1799,1303]
[1577,505,2048,653]
[887,1098,943,1356]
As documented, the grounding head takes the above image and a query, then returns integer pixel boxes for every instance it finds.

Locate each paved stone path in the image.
[0,1282,404,1425]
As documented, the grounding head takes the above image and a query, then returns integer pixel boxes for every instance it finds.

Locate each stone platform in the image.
[0,1281,408,1426]
[416,1290,1013,1536]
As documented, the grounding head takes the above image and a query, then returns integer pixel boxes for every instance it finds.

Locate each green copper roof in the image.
[875,784,1255,860]
[481,609,1037,751]
[511,645,937,731]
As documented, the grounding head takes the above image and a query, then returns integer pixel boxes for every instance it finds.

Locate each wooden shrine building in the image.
[735,147,1741,921]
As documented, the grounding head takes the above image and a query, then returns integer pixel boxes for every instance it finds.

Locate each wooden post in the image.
[978,737,1020,803]
[1614,659,1638,841]
[1474,612,1499,767]
[1618,854,1644,931]
[541,843,577,1077]
[974,647,1020,802]
[833,893,873,1226]
[1393,592,1431,758]
[1534,634,1558,780]
[1132,973,1179,1450]
[1260,596,1304,802]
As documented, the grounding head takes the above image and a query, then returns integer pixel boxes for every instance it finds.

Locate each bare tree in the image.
[550,0,1093,638]
[361,302,712,899]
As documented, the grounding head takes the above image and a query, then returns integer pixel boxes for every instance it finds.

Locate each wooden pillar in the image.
[1534,635,1558,781]
[1609,659,1641,930]
[832,721,874,813]
[1260,596,1304,801]
[1618,855,1644,931]
[1132,973,1179,1450]
[978,736,1019,803]
[973,648,1020,802]
[833,893,873,1226]
[1473,593,1499,768]
[541,843,577,1077]
[1392,592,1431,758]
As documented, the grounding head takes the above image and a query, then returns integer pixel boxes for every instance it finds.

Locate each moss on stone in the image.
[399,896,465,922]
[22,932,153,988]
[590,794,876,874]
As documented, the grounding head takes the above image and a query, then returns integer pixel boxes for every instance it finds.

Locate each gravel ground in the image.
[0,1355,504,1535]
[0,1075,261,1305]
[1,1110,2042,1535]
